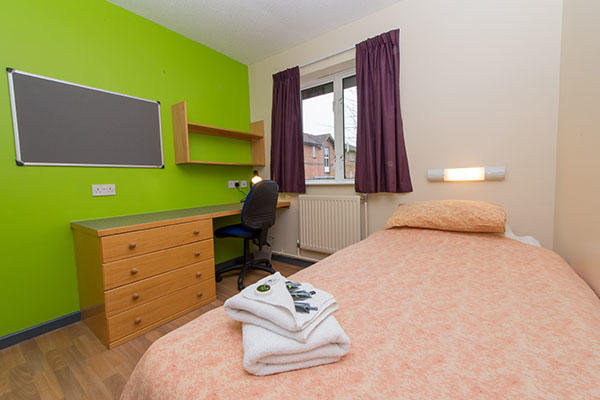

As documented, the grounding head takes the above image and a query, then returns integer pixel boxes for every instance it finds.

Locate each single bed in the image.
[121,228,600,399]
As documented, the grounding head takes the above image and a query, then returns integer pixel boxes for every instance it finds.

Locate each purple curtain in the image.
[270,66,306,193]
[355,29,412,193]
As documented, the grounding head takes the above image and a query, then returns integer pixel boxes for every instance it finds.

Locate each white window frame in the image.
[301,68,356,185]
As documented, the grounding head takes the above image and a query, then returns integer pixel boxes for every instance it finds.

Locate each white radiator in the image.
[298,195,362,254]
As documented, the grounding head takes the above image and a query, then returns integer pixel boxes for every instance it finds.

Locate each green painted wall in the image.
[0,0,253,337]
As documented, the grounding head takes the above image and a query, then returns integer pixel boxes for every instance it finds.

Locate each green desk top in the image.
[71,202,290,236]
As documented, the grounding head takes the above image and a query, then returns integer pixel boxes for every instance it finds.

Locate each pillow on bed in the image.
[385,200,506,233]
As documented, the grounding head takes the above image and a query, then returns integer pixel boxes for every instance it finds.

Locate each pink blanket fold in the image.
[121,228,600,399]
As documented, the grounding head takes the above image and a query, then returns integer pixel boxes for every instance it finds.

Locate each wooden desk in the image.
[71,202,290,348]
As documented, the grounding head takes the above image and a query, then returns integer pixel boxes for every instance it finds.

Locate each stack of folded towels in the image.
[224,272,350,376]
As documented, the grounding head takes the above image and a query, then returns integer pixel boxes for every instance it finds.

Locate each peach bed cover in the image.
[121,228,600,399]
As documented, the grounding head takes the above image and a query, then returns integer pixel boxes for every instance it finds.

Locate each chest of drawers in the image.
[72,214,217,348]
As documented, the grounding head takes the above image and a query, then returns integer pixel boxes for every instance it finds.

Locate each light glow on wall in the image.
[444,167,485,181]
[427,166,506,182]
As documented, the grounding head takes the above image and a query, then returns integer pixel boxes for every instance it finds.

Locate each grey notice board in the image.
[7,68,163,167]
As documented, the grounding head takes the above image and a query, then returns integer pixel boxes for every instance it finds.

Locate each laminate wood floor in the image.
[0,261,302,400]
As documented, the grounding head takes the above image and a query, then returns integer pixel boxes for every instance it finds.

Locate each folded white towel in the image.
[243,314,350,376]
[224,272,338,342]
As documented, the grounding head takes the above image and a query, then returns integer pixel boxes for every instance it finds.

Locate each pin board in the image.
[7,68,164,168]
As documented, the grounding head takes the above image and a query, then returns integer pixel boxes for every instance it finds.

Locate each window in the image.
[301,69,356,184]
[342,75,357,180]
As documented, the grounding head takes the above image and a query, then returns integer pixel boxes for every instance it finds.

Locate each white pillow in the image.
[503,225,541,247]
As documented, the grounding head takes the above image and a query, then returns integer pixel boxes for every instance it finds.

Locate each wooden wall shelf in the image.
[186,161,256,166]
[172,101,265,166]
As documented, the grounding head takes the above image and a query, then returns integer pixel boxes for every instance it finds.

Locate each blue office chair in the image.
[214,180,279,290]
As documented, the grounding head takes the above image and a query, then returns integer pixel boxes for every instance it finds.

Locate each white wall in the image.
[249,0,563,258]
[554,0,600,295]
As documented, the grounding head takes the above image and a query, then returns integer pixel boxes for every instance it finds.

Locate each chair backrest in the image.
[241,180,279,232]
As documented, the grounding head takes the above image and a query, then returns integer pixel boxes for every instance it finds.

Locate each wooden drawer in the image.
[100,219,212,262]
[107,279,216,340]
[102,239,214,289]
[104,260,214,316]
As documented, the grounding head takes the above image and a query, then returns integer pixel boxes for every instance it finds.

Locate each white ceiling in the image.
[107,0,402,64]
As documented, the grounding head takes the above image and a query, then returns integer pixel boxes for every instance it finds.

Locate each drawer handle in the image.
[130,268,138,275]
[195,251,201,257]
[134,317,142,324]
[129,243,137,249]
[197,291,203,298]
[196,272,202,278]
[193,230,200,235]
[132,293,140,300]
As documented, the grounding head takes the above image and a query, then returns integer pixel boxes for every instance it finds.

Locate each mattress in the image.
[121,228,600,399]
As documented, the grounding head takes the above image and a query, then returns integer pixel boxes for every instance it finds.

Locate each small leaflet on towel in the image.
[285,280,319,313]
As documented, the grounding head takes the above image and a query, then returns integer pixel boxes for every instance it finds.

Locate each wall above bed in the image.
[248,0,562,256]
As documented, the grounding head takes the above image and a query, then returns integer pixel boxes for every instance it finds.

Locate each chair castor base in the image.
[214,253,276,291]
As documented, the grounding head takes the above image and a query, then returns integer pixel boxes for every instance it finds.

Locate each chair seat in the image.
[214,224,257,239]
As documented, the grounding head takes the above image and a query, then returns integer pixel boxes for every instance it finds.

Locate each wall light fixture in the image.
[427,166,505,182]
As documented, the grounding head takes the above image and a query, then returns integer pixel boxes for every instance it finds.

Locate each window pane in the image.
[302,82,335,181]
[343,75,357,179]
[342,75,356,89]
[302,82,334,100]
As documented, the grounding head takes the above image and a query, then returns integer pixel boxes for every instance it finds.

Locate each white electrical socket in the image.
[92,184,116,197]
[240,180,248,188]
[228,180,239,189]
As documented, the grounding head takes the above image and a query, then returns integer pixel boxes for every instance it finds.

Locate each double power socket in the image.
[228,180,247,189]
[92,184,116,196]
